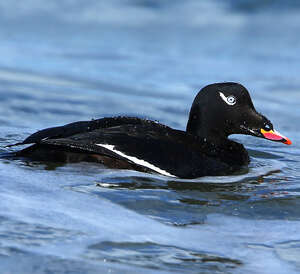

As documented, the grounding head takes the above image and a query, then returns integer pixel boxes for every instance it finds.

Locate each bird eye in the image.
[219,92,237,106]
[227,96,236,105]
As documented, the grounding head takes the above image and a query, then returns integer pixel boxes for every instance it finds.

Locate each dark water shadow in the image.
[85,240,242,273]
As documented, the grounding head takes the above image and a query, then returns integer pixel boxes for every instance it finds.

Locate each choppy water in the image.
[1,1,300,273]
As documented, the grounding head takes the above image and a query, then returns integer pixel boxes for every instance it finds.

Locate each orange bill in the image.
[261,129,292,145]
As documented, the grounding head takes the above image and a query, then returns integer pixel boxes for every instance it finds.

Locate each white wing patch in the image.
[96,144,176,177]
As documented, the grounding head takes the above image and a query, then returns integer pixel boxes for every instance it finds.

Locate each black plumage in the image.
[8,82,291,178]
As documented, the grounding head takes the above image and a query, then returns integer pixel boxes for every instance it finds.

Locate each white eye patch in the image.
[219,92,237,106]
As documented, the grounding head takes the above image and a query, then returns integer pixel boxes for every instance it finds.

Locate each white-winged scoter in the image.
[9,82,291,178]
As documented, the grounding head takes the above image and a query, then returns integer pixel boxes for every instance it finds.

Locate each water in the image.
[0,0,300,273]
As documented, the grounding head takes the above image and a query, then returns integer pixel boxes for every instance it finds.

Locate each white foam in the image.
[96,144,176,178]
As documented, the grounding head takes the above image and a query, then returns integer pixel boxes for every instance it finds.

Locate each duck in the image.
[8,82,291,179]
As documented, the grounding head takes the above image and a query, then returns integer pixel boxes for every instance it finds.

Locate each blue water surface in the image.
[1,1,300,273]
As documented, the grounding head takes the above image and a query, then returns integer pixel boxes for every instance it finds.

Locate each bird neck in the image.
[186,106,228,145]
